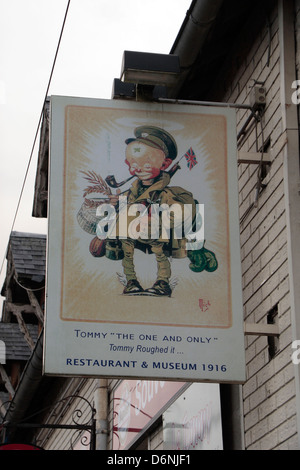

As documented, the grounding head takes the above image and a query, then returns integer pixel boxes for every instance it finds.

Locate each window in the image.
[267,304,279,360]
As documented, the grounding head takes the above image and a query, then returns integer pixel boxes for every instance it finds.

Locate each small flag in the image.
[184,147,198,170]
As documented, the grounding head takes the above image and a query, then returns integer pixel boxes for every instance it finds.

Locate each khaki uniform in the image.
[117,172,196,283]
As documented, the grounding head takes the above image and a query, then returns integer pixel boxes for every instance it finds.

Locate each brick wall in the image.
[220,3,298,449]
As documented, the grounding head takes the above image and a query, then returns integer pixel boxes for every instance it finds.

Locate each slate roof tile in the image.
[9,231,46,282]
[0,323,39,361]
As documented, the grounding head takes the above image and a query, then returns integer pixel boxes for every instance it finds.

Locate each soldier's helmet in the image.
[125,126,177,160]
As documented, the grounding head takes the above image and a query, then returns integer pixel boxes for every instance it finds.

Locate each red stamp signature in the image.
[199,299,211,312]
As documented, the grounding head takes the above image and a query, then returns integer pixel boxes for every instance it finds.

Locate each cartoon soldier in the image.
[116,126,192,295]
[77,126,218,297]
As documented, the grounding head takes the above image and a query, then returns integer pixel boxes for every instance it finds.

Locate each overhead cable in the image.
[0,0,71,278]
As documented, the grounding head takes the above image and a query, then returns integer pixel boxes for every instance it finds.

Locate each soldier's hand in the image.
[108,189,121,206]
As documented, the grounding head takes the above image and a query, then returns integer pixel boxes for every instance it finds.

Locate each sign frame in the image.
[43,95,245,384]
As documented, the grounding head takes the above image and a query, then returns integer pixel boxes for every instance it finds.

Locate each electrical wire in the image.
[0,0,71,279]
[13,275,45,293]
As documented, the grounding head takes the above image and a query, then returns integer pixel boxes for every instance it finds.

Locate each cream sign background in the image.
[44,96,245,383]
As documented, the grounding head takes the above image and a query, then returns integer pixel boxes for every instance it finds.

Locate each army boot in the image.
[123,279,144,294]
[145,280,172,297]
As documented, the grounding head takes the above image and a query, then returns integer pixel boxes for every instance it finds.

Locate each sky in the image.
[0,0,191,306]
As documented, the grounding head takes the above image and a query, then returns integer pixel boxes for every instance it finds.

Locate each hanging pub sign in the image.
[43,95,245,383]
